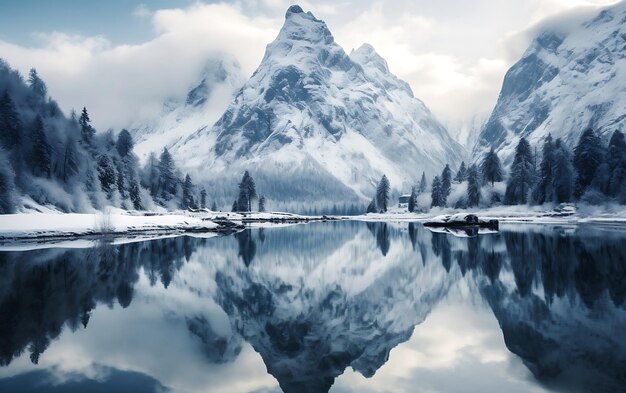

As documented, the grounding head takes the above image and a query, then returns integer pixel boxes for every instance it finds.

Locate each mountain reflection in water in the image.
[0,221,624,393]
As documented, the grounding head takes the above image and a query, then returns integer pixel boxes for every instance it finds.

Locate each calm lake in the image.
[0,221,625,393]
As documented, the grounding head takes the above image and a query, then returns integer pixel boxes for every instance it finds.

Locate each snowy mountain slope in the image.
[473,2,626,166]
[446,112,489,150]
[130,56,245,162]
[165,5,464,204]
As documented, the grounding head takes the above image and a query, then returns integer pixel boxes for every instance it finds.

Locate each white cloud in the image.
[0,0,620,131]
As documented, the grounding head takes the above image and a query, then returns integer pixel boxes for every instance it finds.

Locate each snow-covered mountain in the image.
[473,2,626,166]
[157,5,463,205]
[130,56,245,162]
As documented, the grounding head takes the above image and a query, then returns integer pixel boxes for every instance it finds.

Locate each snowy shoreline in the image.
[352,204,626,226]
[2,204,626,245]
[0,210,341,243]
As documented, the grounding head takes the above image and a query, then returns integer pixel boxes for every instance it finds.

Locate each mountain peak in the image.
[276,5,333,46]
[285,4,304,18]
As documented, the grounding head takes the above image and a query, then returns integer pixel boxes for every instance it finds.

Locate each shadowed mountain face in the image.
[0,222,624,393]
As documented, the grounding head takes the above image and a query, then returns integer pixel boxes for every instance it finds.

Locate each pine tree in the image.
[79,107,95,146]
[606,130,626,198]
[231,200,238,212]
[116,160,127,199]
[200,188,207,209]
[454,162,467,183]
[481,146,504,186]
[431,175,442,208]
[27,68,47,103]
[237,171,257,212]
[116,129,134,157]
[440,165,452,206]
[0,148,16,213]
[31,116,51,178]
[211,201,218,211]
[128,176,142,210]
[237,188,248,212]
[158,148,176,201]
[366,198,377,213]
[181,174,196,209]
[375,175,390,212]
[0,91,21,150]
[505,137,536,205]
[97,154,117,197]
[532,134,555,204]
[552,139,574,203]
[142,152,159,197]
[408,187,417,212]
[573,128,604,198]
[418,172,427,194]
[258,195,266,212]
[61,137,79,183]
[467,164,480,207]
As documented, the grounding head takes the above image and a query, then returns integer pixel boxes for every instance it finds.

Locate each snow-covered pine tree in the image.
[79,107,95,146]
[440,164,452,206]
[115,129,134,157]
[231,200,238,212]
[0,91,21,150]
[375,175,390,212]
[237,188,248,212]
[141,152,160,197]
[0,148,16,213]
[116,160,127,199]
[157,148,177,201]
[97,154,117,198]
[454,161,467,183]
[532,134,555,204]
[211,201,217,211]
[258,195,266,212]
[408,187,417,212]
[181,174,196,209]
[31,116,51,178]
[27,68,47,105]
[61,137,79,183]
[200,188,207,209]
[128,176,142,210]
[467,164,480,207]
[505,137,536,205]
[573,128,604,198]
[431,175,442,208]
[418,171,427,194]
[606,130,626,198]
[552,139,574,203]
[237,171,257,212]
[480,146,503,187]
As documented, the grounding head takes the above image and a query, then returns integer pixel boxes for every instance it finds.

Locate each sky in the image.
[0,0,620,132]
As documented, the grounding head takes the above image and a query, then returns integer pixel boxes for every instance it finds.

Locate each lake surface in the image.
[0,221,625,393]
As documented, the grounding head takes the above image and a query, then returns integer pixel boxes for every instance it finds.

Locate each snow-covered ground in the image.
[1,202,625,245]
[0,207,337,242]
[353,203,626,225]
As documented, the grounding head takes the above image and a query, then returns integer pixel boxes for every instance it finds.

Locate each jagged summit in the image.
[285,4,304,17]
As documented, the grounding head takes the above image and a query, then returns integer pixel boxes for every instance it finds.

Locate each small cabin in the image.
[398,195,411,208]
